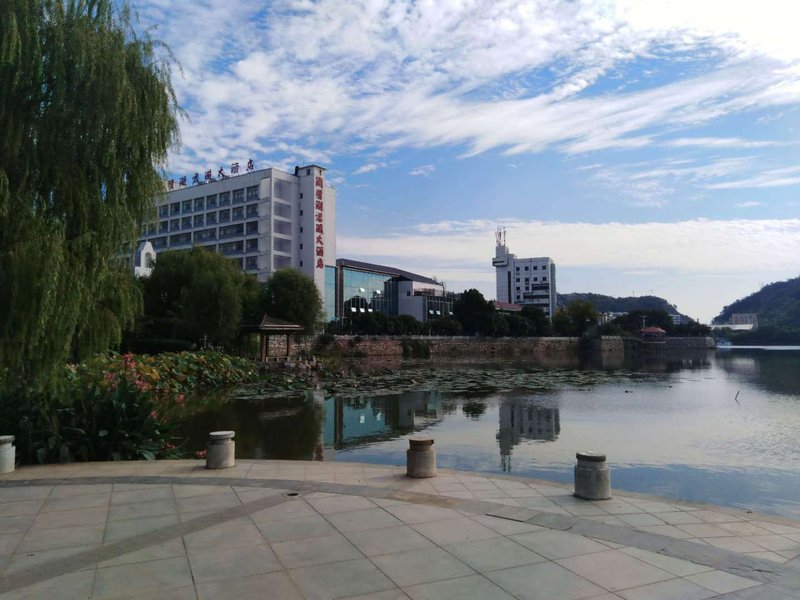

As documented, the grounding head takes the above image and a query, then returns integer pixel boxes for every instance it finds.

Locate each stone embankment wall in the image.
[321,336,581,358]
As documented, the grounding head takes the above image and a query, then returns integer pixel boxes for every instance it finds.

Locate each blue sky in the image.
[137,0,800,321]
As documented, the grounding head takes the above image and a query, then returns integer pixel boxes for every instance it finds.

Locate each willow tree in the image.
[0,0,180,390]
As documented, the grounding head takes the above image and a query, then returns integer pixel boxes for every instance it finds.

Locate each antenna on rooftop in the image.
[495,226,507,247]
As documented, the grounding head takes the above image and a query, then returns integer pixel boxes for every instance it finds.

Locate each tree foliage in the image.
[263,268,323,334]
[135,248,260,349]
[552,301,598,336]
[453,289,496,336]
[714,275,800,330]
[0,0,179,389]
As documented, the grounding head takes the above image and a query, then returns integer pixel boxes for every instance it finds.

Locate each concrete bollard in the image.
[574,451,611,500]
[0,436,15,474]
[406,438,436,478]
[206,431,235,469]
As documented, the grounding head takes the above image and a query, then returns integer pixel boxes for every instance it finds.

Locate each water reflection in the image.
[498,399,561,472]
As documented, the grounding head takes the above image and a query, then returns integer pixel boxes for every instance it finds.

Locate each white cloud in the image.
[736,201,762,208]
[702,166,800,189]
[134,0,800,174]
[409,164,435,176]
[353,162,389,175]
[664,137,777,149]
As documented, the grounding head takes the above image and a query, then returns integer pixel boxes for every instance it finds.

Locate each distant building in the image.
[493,301,523,313]
[731,313,758,328]
[334,258,454,323]
[492,228,557,318]
[139,163,336,306]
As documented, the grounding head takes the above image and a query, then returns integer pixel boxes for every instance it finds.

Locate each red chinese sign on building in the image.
[314,174,324,269]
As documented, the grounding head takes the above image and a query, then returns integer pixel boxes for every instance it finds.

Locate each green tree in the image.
[520,306,551,336]
[136,248,259,348]
[263,268,323,334]
[552,301,598,336]
[0,0,179,389]
[453,289,496,336]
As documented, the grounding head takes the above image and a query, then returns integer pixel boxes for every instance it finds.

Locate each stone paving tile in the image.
[176,491,242,514]
[108,499,176,522]
[0,487,52,502]
[472,514,544,536]
[3,543,97,574]
[183,521,266,552]
[196,571,303,600]
[290,558,397,600]
[677,523,734,538]
[340,589,410,600]
[656,511,705,525]
[17,524,105,553]
[0,532,22,557]
[616,578,716,600]
[556,549,674,592]
[636,524,693,539]
[188,543,283,583]
[103,585,198,600]
[307,495,376,514]
[404,574,516,600]
[0,570,95,600]
[384,504,463,524]
[702,536,769,553]
[250,498,317,523]
[616,513,668,528]
[692,510,743,524]
[619,546,712,577]
[110,486,173,506]
[443,536,547,572]
[753,521,800,535]
[48,483,113,497]
[327,508,403,533]
[685,570,761,594]
[510,529,608,560]
[93,556,193,599]
[748,534,800,553]
[104,514,179,542]
[486,561,607,600]
[744,550,787,563]
[40,492,109,513]
[715,521,774,537]
[98,538,186,568]
[29,505,108,531]
[272,532,363,569]
[412,516,499,546]
[0,500,44,518]
[256,514,337,543]
[0,516,34,535]
[372,547,475,587]
[344,524,435,557]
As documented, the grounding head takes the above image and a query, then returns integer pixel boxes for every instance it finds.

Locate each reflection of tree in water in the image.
[177,393,323,460]
[716,350,800,397]
[462,401,487,420]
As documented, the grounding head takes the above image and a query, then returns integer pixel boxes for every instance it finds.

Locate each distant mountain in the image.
[557,293,688,318]
[714,276,800,330]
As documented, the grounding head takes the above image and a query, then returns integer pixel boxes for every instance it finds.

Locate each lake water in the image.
[180,347,800,519]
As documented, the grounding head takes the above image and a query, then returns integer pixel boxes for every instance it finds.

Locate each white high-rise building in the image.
[492,228,557,317]
[140,164,336,304]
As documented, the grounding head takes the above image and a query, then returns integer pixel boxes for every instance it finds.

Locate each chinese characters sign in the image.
[167,159,256,190]
[315,175,324,269]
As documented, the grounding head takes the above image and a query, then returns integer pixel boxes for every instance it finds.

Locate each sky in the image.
[136,0,800,322]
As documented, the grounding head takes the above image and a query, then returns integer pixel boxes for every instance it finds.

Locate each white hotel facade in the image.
[492,230,558,318]
[139,164,336,300]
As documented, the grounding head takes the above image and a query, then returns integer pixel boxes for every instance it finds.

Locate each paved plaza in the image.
[2,460,800,599]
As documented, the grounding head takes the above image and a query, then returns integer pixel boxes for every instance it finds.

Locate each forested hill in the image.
[557,293,687,318]
[714,276,800,329]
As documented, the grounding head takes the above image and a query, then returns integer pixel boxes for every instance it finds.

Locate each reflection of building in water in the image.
[497,399,560,472]
[320,391,446,453]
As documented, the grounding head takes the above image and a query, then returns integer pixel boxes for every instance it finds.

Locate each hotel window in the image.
[194,197,205,211]
[273,238,291,253]
[516,278,520,283]
[194,214,204,227]
[273,202,291,219]
[306,168,311,176]
[158,205,169,218]
[543,277,547,282]
[245,256,258,270]
[246,186,259,201]
[245,238,258,252]
[181,217,191,229]
[169,219,180,232]
[206,212,218,225]
[218,192,230,206]
[274,220,291,235]
[232,189,244,204]
[219,209,230,223]
[219,224,243,238]
[274,255,291,269]
[246,204,258,218]
[158,221,168,234]
[170,202,180,216]
[182,200,192,213]
[524,266,529,270]
[533,266,538,270]
[206,194,218,209]
[246,221,258,235]
[169,233,191,246]
[232,207,244,221]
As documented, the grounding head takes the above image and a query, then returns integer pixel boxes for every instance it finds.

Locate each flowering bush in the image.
[5,352,257,464]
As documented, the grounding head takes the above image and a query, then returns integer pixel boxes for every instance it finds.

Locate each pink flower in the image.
[175,394,185,405]
[149,410,159,420]
[194,449,207,459]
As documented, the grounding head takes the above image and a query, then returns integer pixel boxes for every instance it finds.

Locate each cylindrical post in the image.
[206,431,235,469]
[406,438,436,478]
[574,451,611,500]
[0,436,15,474]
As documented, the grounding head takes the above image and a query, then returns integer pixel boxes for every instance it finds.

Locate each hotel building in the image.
[139,164,336,303]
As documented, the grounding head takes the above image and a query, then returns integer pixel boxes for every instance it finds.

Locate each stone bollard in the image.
[0,436,15,474]
[206,431,235,469]
[574,451,611,500]
[406,438,436,478]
